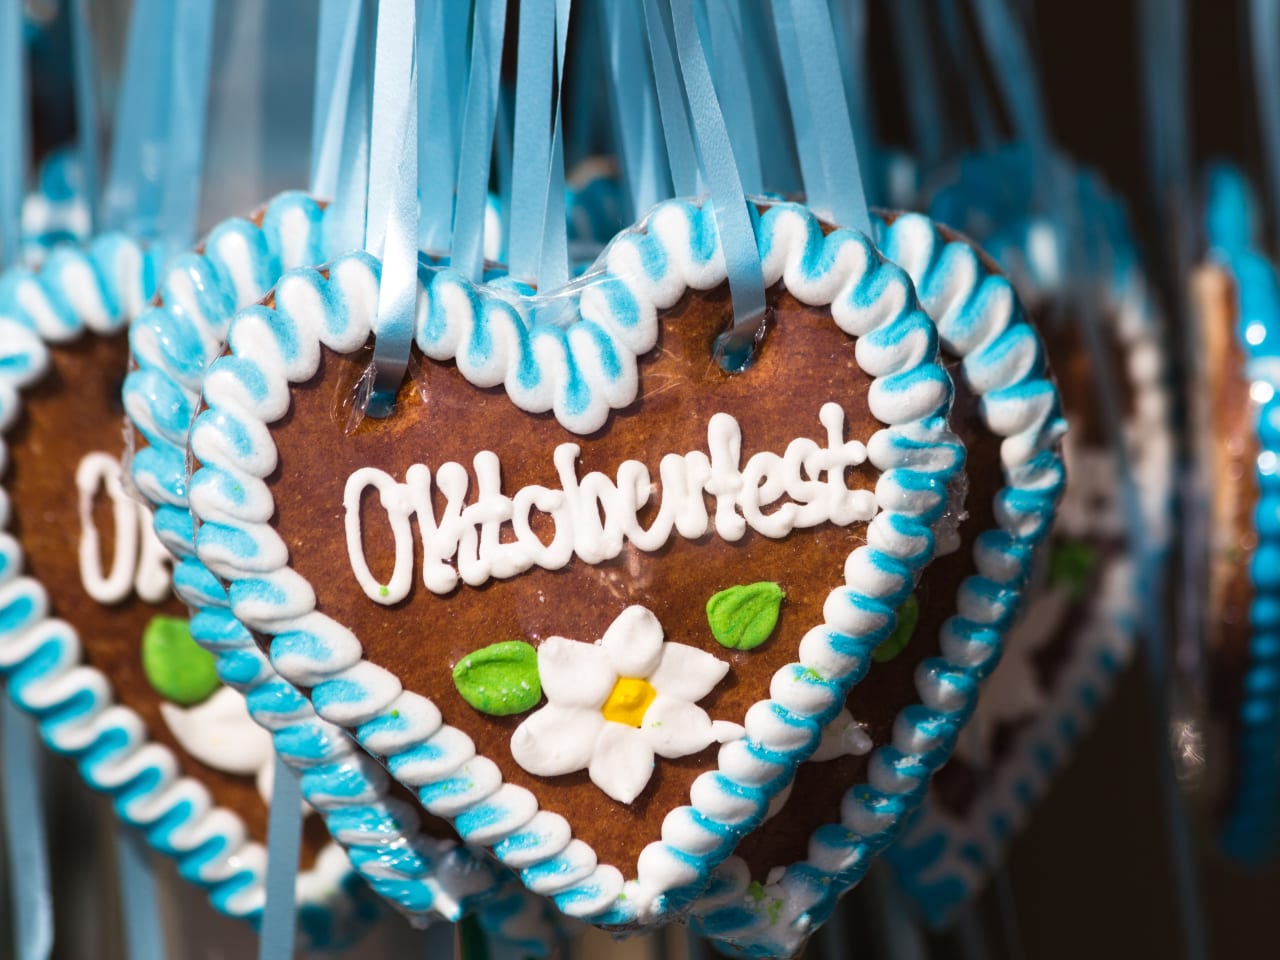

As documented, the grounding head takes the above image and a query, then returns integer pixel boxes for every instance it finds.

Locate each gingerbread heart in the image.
[1187,165,1280,863]
[123,191,571,953]
[691,211,1067,953]
[885,156,1174,924]
[184,197,968,927]
[0,230,385,947]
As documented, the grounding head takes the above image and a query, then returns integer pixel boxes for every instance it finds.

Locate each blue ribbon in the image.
[888,0,947,173]
[662,0,767,371]
[327,2,372,257]
[115,824,164,960]
[259,756,304,960]
[102,0,174,240]
[366,0,419,418]
[969,0,1054,208]
[704,0,763,196]
[827,0,875,200]
[452,0,509,283]
[159,0,215,259]
[311,0,364,200]
[600,0,669,221]
[1139,0,1191,273]
[509,0,557,282]
[1253,0,1280,250]
[537,0,572,292]
[69,0,99,232]
[420,0,470,254]
[0,0,27,268]
[737,12,799,198]
[2,698,52,960]
[938,0,999,150]
[642,0,700,199]
[771,0,871,236]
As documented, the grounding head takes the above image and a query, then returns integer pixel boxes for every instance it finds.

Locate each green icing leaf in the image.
[1049,538,1098,599]
[453,641,542,716]
[872,594,919,663]
[707,582,784,651]
[141,616,219,706]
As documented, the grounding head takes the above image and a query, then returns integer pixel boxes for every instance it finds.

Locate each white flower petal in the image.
[640,696,719,759]
[648,641,730,702]
[512,704,603,777]
[588,722,655,804]
[538,636,616,707]
[600,605,665,678]
[159,688,271,776]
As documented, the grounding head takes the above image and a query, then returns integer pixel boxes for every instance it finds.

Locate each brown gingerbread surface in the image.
[8,330,328,860]
[1193,264,1259,818]
[264,279,958,874]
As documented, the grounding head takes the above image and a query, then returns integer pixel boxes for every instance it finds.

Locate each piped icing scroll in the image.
[881,154,1174,927]
[186,196,965,926]
[0,226,381,947]
[691,211,1066,956]
[123,191,572,951]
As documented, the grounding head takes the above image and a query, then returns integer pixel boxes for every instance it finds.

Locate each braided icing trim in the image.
[691,212,1068,955]
[123,191,570,952]
[0,229,377,949]
[884,179,1174,925]
[187,197,964,923]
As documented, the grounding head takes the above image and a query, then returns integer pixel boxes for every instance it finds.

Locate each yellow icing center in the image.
[601,676,657,727]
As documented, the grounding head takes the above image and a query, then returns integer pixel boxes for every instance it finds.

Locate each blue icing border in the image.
[1202,165,1280,865]
[691,211,1067,955]
[123,191,571,955]
[0,223,385,949]
[185,196,965,927]
[878,153,1174,928]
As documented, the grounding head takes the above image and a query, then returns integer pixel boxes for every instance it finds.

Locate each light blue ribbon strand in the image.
[828,0,875,199]
[662,0,767,370]
[704,0,763,196]
[115,824,164,960]
[2,698,52,960]
[738,11,798,198]
[452,0,509,283]
[258,756,304,960]
[508,0,557,282]
[0,0,27,268]
[1139,0,1191,273]
[420,0,469,254]
[366,0,419,417]
[600,0,668,221]
[160,0,215,259]
[888,0,947,173]
[970,0,1054,207]
[938,0,999,150]
[102,0,175,240]
[311,0,364,201]
[1252,0,1280,249]
[69,0,99,232]
[772,0,870,235]
[537,0,572,293]
[643,0,700,199]
[327,1,372,257]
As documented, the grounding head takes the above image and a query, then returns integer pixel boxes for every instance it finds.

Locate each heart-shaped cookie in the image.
[1187,165,1280,863]
[690,211,1067,953]
[0,230,384,947]
[123,191,571,953]
[876,156,1173,924]
[185,197,966,927]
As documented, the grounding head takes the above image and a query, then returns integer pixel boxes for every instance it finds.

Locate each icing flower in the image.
[511,605,744,803]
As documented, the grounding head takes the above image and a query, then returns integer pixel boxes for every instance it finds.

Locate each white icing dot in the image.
[1259,450,1278,476]
[1247,322,1267,346]
[1252,380,1276,405]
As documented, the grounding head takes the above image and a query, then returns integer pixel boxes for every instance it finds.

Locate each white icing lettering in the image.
[77,452,172,604]
[344,405,875,603]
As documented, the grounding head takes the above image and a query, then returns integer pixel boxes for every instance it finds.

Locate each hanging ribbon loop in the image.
[0,0,28,268]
